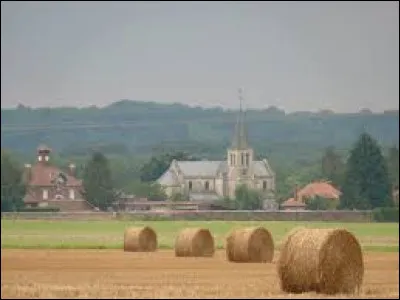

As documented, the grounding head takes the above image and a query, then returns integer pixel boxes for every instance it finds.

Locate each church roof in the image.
[157,169,179,186]
[157,160,274,184]
[176,161,225,177]
[253,161,273,177]
[231,114,248,149]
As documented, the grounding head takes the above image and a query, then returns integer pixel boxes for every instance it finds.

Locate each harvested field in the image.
[1,249,398,299]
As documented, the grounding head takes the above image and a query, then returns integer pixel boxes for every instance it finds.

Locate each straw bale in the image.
[226,227,274,263]
[123,226,157,252]
[277,227,364,295]
[175,228,215,257]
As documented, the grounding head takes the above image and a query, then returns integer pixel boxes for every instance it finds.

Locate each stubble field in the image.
[1,249,399,299]
[1,220,399,299]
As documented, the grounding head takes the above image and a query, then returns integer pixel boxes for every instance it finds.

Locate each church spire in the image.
[231,87,249,150]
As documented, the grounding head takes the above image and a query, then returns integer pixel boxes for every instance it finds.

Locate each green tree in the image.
[321,146,345,188]
[140,151,198,182]
[274,162,322,206]
[170,192,185,202]
[213,196,237,210]
[340,133,393,209]
[234,184,263,210]
[1,151,26,212]
[2,101,399,168]
[82,152,119,211]
[305,196,338,210]
[123,180,166,201]
[147,183,167,201]
[274,166,293,206]
[386,146,399,189]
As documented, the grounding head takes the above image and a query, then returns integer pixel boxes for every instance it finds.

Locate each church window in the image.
[205,181,209,191]
[263,181,267,190]
[241,153,244,165]
[245,153,250,166]
[188,181,192,190]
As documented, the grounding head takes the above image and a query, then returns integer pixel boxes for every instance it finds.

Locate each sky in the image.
[1,1,399,112]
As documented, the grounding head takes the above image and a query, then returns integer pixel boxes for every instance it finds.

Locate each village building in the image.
[281,180,341,211]
[157,89,277,210]
[23,145,93,211]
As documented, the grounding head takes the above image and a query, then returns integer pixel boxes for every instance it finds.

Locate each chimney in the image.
[68,163,76,176]
[23,164,32,183]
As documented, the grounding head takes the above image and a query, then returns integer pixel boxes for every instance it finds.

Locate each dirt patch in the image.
[1,249,398,299]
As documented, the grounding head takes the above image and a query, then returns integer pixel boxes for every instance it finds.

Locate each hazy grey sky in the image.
[1,1,399,112]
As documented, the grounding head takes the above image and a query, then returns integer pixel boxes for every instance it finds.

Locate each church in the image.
[157,90,277,210]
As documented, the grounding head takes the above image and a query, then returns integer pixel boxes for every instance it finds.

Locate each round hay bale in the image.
[174,228,215,257]
[226,227,274,263]
[123,226,157,252]
[277,227,364,295]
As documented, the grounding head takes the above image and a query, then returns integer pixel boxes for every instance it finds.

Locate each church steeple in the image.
[231,87,248,150]
[226,87,254,198]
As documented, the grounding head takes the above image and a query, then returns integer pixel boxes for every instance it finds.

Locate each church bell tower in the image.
[226,88,254,197]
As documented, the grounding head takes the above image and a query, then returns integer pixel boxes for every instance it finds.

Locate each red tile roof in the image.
[37,144,51,152]
[281,181,341,208]
[27,163,82,187]
[297,181,341,200]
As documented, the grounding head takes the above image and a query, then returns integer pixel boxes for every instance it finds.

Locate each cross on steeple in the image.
[231,87,249,150]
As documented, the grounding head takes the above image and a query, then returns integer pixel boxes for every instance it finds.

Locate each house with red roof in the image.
[280,197,307,211]
[281,180,341,211]
[23,145,93,211]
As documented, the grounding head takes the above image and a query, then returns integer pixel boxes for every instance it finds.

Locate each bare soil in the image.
[1,249,398,299]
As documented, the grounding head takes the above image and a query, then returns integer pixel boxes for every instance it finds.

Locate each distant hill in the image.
[1,100,398,165]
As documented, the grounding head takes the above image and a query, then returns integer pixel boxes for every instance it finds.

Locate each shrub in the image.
[19,207,61,213]
[305,196,338,210]
[373,207,399,222]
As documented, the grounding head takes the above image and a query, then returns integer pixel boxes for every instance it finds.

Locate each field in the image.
[1,220,399,251]
[1,220,399,299]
